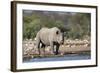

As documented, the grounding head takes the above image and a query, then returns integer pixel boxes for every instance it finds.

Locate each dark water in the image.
[23,54,91,63]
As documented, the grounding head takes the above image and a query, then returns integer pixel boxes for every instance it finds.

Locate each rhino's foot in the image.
[54,51,60,55]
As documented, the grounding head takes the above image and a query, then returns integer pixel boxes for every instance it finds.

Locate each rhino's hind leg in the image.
[50,42,55,55]
[41,43,46,56]
[36,38,41,56]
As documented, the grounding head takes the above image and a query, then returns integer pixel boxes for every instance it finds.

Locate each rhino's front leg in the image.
[55,44,60,55]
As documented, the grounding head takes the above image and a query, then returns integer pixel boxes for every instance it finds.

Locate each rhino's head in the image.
[53,28,64,44]
[56,30,64,44]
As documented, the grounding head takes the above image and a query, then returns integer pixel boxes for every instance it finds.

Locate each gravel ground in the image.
[22,39,90,58]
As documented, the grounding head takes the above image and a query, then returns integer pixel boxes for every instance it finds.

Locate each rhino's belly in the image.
[40,36,50,46]
[41,40,50,46]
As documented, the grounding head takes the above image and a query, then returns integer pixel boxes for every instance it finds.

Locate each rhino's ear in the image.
[56,31,59,35]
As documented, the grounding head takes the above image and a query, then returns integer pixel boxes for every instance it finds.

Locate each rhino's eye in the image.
[56,31,59,35]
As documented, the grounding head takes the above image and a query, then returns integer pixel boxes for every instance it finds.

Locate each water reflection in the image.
[23,54,91,63]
